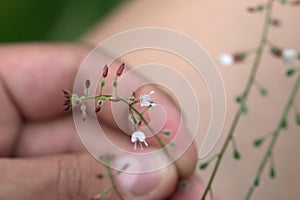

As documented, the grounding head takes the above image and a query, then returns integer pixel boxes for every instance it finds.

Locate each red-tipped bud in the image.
[247,7,256,13]
[233,52,247,62]
[102,65,108,78]
[95,106,101,113]
[116,63,125,76]
[85,79,91,88]
[271,47,283,57]
[247,5,265,13]
[270,18,281,27]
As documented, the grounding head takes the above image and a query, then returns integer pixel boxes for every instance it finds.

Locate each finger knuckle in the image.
[56,156,85,200]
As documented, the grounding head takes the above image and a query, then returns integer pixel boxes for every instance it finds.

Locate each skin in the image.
[0,43,204,200]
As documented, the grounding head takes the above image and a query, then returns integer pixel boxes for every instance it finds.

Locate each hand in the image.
[0,43,204,200]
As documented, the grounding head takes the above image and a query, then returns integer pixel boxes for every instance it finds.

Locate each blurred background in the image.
[0,0,123,42]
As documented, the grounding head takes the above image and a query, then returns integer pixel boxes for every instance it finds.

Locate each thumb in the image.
[1,153,177,200]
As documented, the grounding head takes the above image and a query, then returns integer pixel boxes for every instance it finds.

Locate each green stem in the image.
[201,0,275,199]
[245,73,300,200]
[118,98,170,156]
[105,165,124,200]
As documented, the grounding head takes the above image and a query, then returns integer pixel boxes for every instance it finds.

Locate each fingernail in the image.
[114,154,165,197]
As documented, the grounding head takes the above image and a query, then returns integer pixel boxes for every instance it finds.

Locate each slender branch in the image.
[201,0,275,199]
[105,164,124,200]
[245,73,300,200]
[118,98,171,156]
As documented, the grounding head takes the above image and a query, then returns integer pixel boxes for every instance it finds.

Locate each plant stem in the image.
[201,0,275,199]
[105,164,124,200]
[245,73,300,200]
[118,98,170,156]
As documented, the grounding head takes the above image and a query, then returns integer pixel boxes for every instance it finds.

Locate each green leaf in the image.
[253,138,264,147]
[253,176,260,187]
[296,113,300,126]
[235,96,243,103]
[259,87,268,96]
[113,81,118,87]
[163,130,171,136]
[233,150,241,160]
[286,68,295,77]
[280,118,287,129]
[101,80,105,87]
[269,166,276,179]
[199,162,209,170]
[240,103,248,114]
[169,142,176,147]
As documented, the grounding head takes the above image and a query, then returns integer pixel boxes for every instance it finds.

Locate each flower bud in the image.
[116,63,125,76]
[271,47,283,57]
[85,79,91,88]
[95,106,101,113]
[233,52,247,62]
[102,65,108,78]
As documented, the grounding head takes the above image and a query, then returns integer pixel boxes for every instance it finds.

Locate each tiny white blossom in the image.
[219,54,233,66]
[131,131,148,150]
[140,91,156,107]
[282,49,296,64]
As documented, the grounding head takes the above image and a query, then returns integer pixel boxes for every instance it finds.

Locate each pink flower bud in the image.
[85,79,91,88]
[102,65,108,78]
[116,63,125,76]
[247,7,256,13]
[95,106,101,113]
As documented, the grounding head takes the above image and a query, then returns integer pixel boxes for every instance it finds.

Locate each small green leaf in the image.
[253,176,260,187]
[240,103,248,114]
[269,166,276,178]
[199,162,209,170]
[286,68,296,77]
[259,87,268,96]
[235,96,243,103]
[296,113,300,126]
[233,150,241,160]
[163,130,171,136]
[101,80,105,87]
[169,142,176,147]
[280,118,287,129]
[113,81,118,87]
[253,138,264,147]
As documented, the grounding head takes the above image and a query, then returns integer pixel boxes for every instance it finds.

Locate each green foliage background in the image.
[0,0,123,42]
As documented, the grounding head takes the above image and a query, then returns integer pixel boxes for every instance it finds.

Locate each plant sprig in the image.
[245,73,300,199]
[200,0,276,198]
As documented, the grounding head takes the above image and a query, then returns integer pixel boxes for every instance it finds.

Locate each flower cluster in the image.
[62,63,160,151]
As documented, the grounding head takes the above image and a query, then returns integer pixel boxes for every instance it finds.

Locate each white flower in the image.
[131,131,148,150]
[282,49,296,64]
[219,54,233,66]
[140,91,156,107]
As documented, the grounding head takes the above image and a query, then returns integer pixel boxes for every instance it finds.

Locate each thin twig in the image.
[201,0,275,199]
[245,73,300,200]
